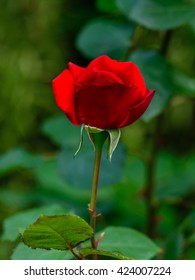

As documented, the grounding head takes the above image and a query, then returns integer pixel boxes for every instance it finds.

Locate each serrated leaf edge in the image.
[22,214,93,251]
[79,247,133,260]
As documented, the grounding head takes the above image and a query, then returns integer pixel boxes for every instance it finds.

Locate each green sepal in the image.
[106,128,121,161]
[84,125,105,134]
[74,125,121,161]
[74,124,84,157]
[85,125,108,151]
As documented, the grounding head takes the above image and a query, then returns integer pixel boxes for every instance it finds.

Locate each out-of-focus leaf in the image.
[116,0,195,30]
[177,211,195,259]
[41,114,80,148]
[76,19,134,59]
[0,148,43,176]
[123,154,145,188]
[97,226,160,259]
[129,50,174,121]
[96,0,118,13]
[189,16,195,33]
[11,243,73,260]
[183,243,195,260]
[0,189,38,209]
[157,206,179,236]
[180,211,195,232]
[163,211,195,260]
[112,154,146,227]
[34,158,113,212]
[57,142,125,189]
[164,230,184,260]
[172,67,195,97]
[2,204,66,241]
[22,214,93,250]
[34,158,90,204]
[156,152,195,200]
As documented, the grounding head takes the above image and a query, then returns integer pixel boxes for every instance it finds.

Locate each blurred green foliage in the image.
[0,0,195,259]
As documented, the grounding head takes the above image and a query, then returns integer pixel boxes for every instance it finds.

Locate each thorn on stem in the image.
[95,232,105,248]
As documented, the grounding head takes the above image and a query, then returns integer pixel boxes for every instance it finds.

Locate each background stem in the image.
[145,30,173,238]
[146,114,164,238]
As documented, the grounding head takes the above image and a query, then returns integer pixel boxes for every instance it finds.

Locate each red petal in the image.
[93,69,123,85]
[75,83,153,129]
[119,89,156,128]
[76,68,123,88]
[126,63,146,96]
[68,62,85,80]
[52,70,81,125]
[86,55,146,94]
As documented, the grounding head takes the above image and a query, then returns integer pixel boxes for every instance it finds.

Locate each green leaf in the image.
[0,148,43,176]
[129,50,174,121]
[97,226,160,259]
[79,247,132,260]
[76,19,134,59]
[2,204,67,241]
[22,214,93,250]
[41,114,80,148]
[116,0,195,30]
[107,129,121,161]
[12,243,73,260]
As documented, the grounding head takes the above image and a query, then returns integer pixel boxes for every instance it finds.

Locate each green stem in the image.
[87,131,108,259]
[67,242,83,260]
[89,146,102,249]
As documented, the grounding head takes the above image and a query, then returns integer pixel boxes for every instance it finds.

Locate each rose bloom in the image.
[52,55,155,129]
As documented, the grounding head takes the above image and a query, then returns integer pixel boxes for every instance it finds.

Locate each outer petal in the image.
[75,83,151,129]
[86,55,146,94]
[68,62,85,80]
[75,68,124,90]
[52,70,82,125]
[119,89,156,128]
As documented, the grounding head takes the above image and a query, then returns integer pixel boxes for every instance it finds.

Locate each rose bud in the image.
[52,55,155,129]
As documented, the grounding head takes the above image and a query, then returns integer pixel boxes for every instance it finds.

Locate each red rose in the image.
[52,55,155,129]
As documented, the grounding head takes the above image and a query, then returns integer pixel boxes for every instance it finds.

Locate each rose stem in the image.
[88,131,108,258]
[89,146,102,250]
[145,30,173,238]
